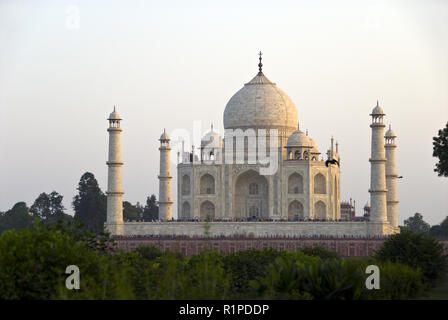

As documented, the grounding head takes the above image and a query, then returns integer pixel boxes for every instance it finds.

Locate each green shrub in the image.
[135,245,164,261]
[375,230,448,285]
[362,261,424,300]
[222,248,286,298]
[250,255,312,299]
[300,246,340,260]
[185,250,230,299]
[0,220,134,299]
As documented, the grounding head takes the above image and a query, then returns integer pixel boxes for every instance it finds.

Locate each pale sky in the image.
[0,0,447,225]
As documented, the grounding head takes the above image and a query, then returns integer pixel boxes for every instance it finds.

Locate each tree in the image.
[0,202,33,234]
[72,172,107,233]
[143,194,159,221]
[403,213,430,233]
[375,229,448,285]
[30,191,65,220]
[429,216,448,238]
[433,121,448,177]
[123,201,142,221]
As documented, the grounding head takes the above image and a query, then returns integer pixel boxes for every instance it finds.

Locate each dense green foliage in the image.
[375,229,448,285]
[30,191,65,220]
[403,213,431,233]
[430,216,448,238]
[222,248,287,298]
[0,220,129,299]
[123,201,142,221]
[433,121,448,177]
[72,172,107,233]
[299,245,340,260]
[0,221,445,300]
[143,195,159,222]
[0,202,34,234]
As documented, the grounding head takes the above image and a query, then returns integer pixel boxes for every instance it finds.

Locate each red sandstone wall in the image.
[112,237,448,258]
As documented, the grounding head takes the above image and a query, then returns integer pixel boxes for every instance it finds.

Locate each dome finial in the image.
[258,51,263,73]
[113,105,116,112]
[376,99,379,107]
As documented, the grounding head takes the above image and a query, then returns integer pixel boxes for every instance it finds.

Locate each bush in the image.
[300,246,340,260]
[222,248,286,298]
[362,261,424,300]
[135,245,164,261]
[0,220,134,299]
[375,230,448,285]
[185,251,230,299]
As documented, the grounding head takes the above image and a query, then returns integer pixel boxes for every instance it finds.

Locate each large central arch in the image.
[233,169,269,219]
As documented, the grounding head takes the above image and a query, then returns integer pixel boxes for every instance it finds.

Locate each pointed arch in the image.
[200,173,215,194]
[288,172,303,194]
[200,200,215,221]
[233,169,268,219]
[182,174,190,195]
[288,200,304,221]
[314,201,326,220]
[314,173,326,194]
[182,201,191,219]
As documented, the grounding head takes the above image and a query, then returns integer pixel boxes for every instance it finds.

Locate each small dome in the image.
[201,128,221,148]
[371,101,385,115]
[287,129,312,147]
[385,125,396,137]
[160,130,169,140]
[108,108,121,120]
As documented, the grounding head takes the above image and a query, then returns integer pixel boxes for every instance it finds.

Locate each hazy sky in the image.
[1,0,447,225]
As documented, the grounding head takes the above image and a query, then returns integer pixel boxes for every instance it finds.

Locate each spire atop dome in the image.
[258,51,263,73]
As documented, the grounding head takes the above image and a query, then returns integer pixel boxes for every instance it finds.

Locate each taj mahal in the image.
[105,53,400,237]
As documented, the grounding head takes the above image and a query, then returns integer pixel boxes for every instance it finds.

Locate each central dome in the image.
[223,71,298,132]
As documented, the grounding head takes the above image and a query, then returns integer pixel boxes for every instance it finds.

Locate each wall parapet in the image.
[106,221,397,237]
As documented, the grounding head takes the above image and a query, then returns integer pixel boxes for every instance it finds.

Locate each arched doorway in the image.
[200,174,215,194]
[288,172,303,194]
[314,201,326,220]
[233,169,269,219]
[314,173,326,194]
[182,175,190,195]
[200,201,215,221]
[288,200,304,221]
[182,201,191,219]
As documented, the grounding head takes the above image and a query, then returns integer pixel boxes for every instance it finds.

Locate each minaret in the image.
[369,101,388,222]
[158,129,173,220]
[106,107,124,234]
[385,125,399,228]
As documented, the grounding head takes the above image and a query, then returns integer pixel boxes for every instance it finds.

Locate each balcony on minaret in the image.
[108,106,122,128]
[159,129,170,148]
[385,125,397,146]
[370,100,385,125]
